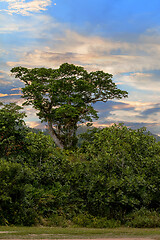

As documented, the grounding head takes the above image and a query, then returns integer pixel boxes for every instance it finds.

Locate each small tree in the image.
[11,63,128,149]
[0,102,27,156]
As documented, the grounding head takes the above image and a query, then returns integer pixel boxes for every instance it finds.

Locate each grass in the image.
[0,226,160,239]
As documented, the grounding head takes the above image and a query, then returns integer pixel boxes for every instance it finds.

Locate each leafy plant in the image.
[125,208,160,228]
[73,213,121,228]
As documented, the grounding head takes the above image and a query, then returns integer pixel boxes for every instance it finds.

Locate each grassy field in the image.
[0,226,160,239]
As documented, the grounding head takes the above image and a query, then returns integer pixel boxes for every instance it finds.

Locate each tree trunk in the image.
[47,121,64,149]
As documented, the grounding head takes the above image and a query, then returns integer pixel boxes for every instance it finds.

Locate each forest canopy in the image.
[1,102,160,227]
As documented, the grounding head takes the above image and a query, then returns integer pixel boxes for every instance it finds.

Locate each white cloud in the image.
[0,13,59,40]
[0,0,52,15]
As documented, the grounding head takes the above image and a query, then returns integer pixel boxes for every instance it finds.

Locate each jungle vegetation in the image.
[0,64,160,227]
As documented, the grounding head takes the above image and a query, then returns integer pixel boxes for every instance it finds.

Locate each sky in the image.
[1,0,160,134]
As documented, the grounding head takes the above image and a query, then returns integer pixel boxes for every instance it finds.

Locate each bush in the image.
[43,214,72,227]
[72,213,121,228]
[25,131,56,166]
[72,125,160,219]
[0,159,38,225]
[125,208,160,228]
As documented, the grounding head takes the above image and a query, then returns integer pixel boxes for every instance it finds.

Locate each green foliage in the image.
[25,131,56,166]
[43,214,71,227]
[0,102,27,157]
[125,208,160,228]
[11,63,128,149]
[1,116,160,227]
[80,124,160,161]
[72,213,121,228]
[70,124,160,219]
[0,159,37,225]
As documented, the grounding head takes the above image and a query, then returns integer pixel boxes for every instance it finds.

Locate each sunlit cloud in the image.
[25,121,41,128]
[0,93,9,97]
[0,92,22,97]
[112,104,134,110]
[11,87,22,91]
[10,93,22,96]
[102,101,160,126]
[0,0,52,16]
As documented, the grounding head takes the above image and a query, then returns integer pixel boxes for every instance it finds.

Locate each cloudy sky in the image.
[1,0,160,134]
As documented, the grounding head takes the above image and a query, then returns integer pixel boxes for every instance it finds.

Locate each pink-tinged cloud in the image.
[11,87,22,91]
[7,28,160,78]
[25,121,46,129]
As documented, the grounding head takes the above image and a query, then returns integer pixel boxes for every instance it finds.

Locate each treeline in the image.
[1,103,160,227]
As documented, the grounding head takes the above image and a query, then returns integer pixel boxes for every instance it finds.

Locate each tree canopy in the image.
[1,121,160,227]
[11,63,128,149]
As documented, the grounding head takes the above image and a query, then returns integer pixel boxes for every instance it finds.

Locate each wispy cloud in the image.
[11,87,22,91]
[118,71,160,92]
[0,70,13,85]
[0,0,52,15]
[103,100,160,126]
[6,27,160,71]
[0,92,22,98]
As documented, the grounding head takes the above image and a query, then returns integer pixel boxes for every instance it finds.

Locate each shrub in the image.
[74,125,160,219]
[125,208,160,228]
[72,213,121,228]
[0,159,38,225]
[43,214,72,227]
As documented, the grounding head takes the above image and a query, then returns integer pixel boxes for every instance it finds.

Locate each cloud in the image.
[6,28,160,77]
[117,71,160,92]
[11,87,22,91]
[0,92,22,98]
[27,121,47,129]
[0,93,9,97]
[0,70,14,85]
[25,121,43,128]
[0,0,52,16]
[3,15,160,134]
[92,100,160,132]
[139,104,160,119]
[98,100,160,129]
[0,14,58,36]
[93,119,160,136]
[94,101,135,118]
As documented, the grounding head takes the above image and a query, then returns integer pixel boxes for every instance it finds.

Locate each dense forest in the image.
[1,102,160,227]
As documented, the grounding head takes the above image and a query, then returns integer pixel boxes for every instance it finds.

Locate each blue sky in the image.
[1,0,160,134]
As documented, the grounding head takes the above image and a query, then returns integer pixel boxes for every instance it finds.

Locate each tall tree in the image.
[11,63,128,149]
